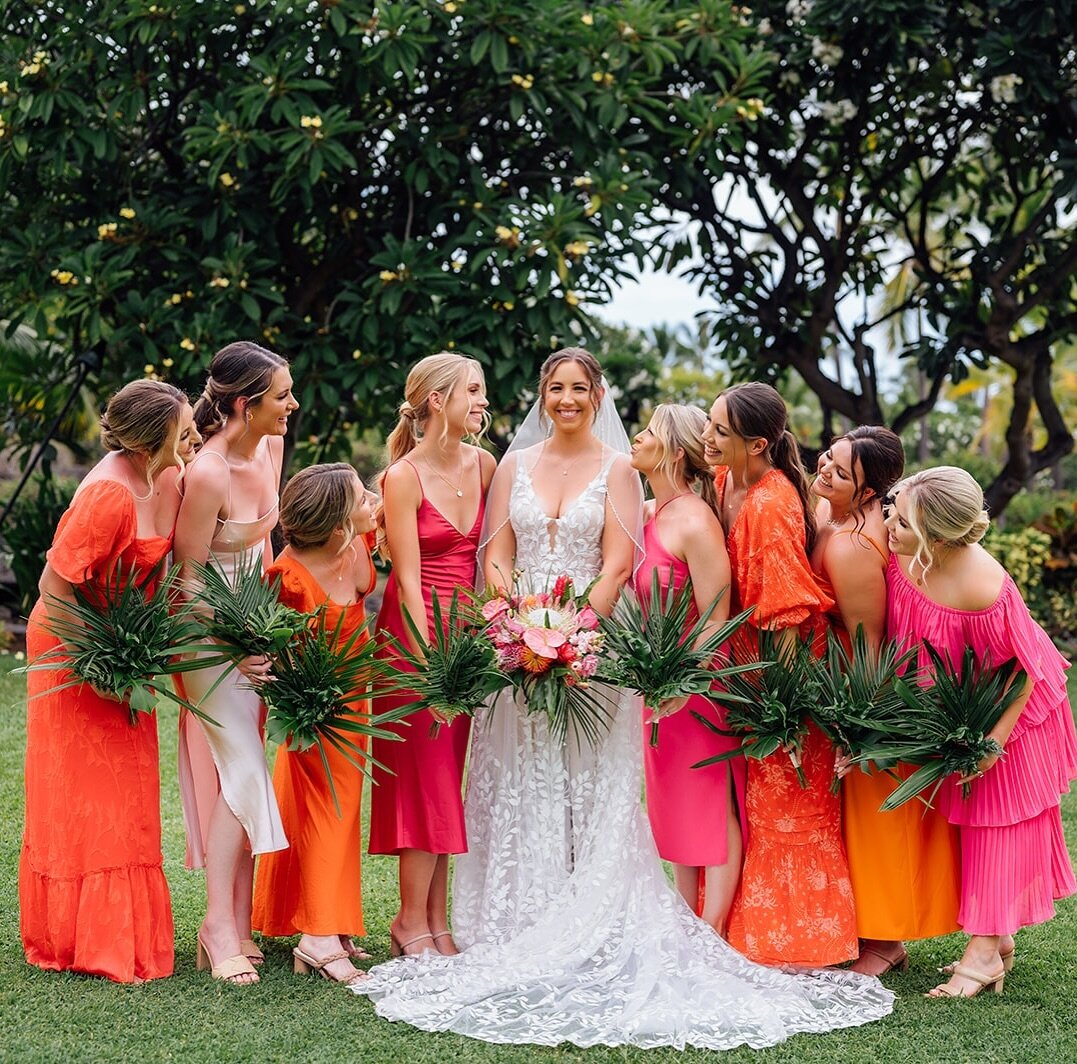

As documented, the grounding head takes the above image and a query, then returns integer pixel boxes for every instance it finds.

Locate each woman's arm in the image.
[382,462,428,655]
[591,456,638,617]
[682,506,732,646]
[173,459,229,575]
[482,454,518,592]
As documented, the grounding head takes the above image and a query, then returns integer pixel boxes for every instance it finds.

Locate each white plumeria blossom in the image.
[989,73,1023,104]
[786,0,813,19]
[811,38,844,66]
[819,98,857,123]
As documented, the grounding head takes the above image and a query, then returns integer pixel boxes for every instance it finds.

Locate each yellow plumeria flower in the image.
[581,12,594,25]
[144,364,156,375]
[219,171,236,187]
[564,240,590,257]
[162,357,175,367]
[573,175,593,188]
[209,276,230,288]
[180,337,196,351]
[300,114,323,129]
[0,81,9,94]
[119,207,136,219]
[565,291,580,307]
[379,269,399,282]
[352,349,363,360]
[444,0,458,11]
[50,269,77,285]
[98,222,118,239]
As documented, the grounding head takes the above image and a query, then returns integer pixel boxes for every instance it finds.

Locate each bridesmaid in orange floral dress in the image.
[810,427,960,975]
[702,381,857,968]
[20,380,200,983]
[252,463,379,986]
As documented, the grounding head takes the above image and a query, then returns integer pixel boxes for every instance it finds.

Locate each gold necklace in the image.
[541,440,598,477]
[425,455,465,497]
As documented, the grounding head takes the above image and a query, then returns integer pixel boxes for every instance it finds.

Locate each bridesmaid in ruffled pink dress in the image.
[885,466,1077,999]
[630,404,744,934]
[368,353,494,958]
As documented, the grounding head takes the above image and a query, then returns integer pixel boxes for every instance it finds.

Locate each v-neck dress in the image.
[368,458,484,855]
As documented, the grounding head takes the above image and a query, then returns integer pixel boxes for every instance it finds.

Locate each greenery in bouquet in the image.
[598,567,757,747]
[854,643,1028,811]
[692,630,821,787]
[260,607,407,815]
[192,553,310,659]
[28,563,230,725]
[482,572,611,746]
[811,626,920,792]
[383,588,508,738]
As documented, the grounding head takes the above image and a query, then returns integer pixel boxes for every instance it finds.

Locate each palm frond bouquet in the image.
[191,553,310,660]
[382,587,508,738]
[28,563,230,725]
[811,626,919,792]
[261,607,405,814]
[692,630,821,787]
[481,572,611,746]
[598,567,757,746]
[853,642,1028,811]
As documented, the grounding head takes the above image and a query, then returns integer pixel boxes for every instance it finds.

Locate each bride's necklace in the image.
[425,453,466,497]
[541,440,598,476]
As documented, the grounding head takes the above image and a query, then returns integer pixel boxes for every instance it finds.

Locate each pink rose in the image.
[577,606,599,631]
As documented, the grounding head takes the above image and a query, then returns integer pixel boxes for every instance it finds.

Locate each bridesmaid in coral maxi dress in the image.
[886,467,1077,999]
[252,465,379,986]
[20,381,199,983]
[630,403,745,934]
[703,382,857,968]
[368,353,494,958]
[810,428,960,975]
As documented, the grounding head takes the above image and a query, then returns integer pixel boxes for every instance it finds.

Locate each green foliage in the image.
[0,0,768,452]
[0,475,75,615]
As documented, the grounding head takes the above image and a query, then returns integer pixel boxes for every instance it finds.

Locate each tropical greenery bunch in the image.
[598,569,756,746]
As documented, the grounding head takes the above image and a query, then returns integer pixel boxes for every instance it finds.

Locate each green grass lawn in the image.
[0,654,1074,1064]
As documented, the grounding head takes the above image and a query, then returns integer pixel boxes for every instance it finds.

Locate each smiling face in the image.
[440,365,489,437]
[701,395,756,468]
[542,359,599,434]
[349,473,377,536]
[883,489,920,557]
[246,366,299,437]
[174,402,202,464]
[812,438,868,514]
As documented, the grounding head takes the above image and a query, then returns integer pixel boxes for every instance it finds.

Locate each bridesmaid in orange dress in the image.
[629,403,745,934]
[251,464,379,986]
[368,352,494,957]
[810,427,960,975]
[702,381,856,968]
[20,380,200,983]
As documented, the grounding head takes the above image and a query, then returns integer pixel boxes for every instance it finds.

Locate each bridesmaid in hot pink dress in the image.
[886,466,1077,999]
[368,352,494,958]
[630,404,745,934]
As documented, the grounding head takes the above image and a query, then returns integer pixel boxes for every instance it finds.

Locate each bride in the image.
[351,349,894,1050]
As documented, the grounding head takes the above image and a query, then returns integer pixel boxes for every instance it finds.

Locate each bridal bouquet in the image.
[261,607,407,814]
[598,568,757,747]
[692,630,819,786]
[853,643,1027,810]
[811,626,918,792]
[481,573,611,745]
[27,563,229,725]
[384,588,508,738]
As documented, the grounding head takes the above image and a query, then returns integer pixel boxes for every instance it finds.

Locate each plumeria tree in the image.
[0,0,768,460]
[659,0,1077,512]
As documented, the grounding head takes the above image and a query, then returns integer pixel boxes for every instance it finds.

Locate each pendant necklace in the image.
[427,457,465,497]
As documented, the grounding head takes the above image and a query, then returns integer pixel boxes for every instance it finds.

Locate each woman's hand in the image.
[833,748,854,780]
[647,694,690,723]
[958,748,1002,785]
[237,654,274,685]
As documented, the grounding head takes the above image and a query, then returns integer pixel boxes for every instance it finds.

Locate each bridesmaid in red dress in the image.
[702,381,857,968]
[20,380,201,983]
[629,403,745,934]
[252,464,379,986]
[368,352,494,957]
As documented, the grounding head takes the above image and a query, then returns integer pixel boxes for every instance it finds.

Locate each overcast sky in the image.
[594,264,711,332]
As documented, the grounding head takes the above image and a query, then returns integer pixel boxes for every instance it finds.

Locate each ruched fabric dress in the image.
[176,450,287,865]
[887,557,1077,934]
[367,458,483,856]
[636,505,746,867]
[20,480,174,983]
[817,536,961,941]
[252,546,376,937]
[715,467,858,967]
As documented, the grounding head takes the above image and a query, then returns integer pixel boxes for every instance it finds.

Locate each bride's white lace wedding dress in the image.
[351,452,894,1050]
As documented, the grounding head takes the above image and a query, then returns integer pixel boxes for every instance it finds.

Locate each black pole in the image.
[0,350,101,535]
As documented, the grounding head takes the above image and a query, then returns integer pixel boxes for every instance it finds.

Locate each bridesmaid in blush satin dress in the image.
[630,403,745,935]
[20,381,200,983]
[368,352,494,958]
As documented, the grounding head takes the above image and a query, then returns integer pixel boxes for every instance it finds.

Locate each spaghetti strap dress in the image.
[816,533,961,941]
[20,479,174,983]
[368,457,483,856]
[252,543,377,937]
[887,556,1077,935]
[714,467,858,967]
[636,503,746,867]
[176,448,287,866]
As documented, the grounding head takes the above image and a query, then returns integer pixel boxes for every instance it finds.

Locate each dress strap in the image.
[830,527,888,563]
[189,449,231,515]
[654,492,693,518]
[398,457,424,498]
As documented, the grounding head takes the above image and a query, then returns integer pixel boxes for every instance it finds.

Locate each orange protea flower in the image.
[521,646,555,674]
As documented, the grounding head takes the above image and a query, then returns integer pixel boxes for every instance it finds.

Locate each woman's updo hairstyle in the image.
[721,381,818,552]
[382,351,485,467]
[538,347,603,427]
[892,465,990,581]
[100,379,189,481]
[279,463,361,551]
[193,341,288,438]
[833,425,906,533]
[646,404,719,516]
